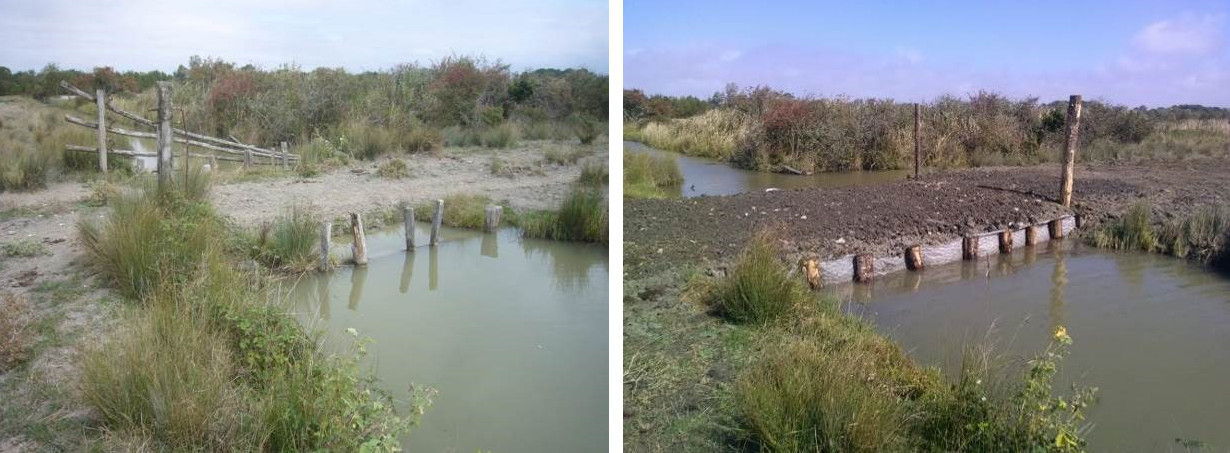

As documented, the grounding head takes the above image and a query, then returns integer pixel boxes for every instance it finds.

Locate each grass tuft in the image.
[0,292,33,371]
[623,151,682,199]
[1,239,49,257]
[246,205,319,272]
[710,230,809,324]
[519,188,607,243]
[375,158,410,179]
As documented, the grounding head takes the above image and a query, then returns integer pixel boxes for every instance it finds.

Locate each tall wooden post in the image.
[998,230,1014,254]
[95,88,108,173]
[430,199,444,246]
[319,221,332,271]
[155,82,173,189]
[913,103,921,178]
[351,213,368,266]
[853,253,874,283]
[904,245,924,271]
[484,204,502,232]
[962,236,979,260]
[1060,95,1082,207]
[403,204,416,251]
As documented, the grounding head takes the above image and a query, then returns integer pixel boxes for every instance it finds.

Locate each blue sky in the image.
[0,0,608,73]
[626,0,1230,106]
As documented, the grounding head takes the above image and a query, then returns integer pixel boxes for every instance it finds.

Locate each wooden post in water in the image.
[904,245,924,271]
[1025,225,1038,246]
[484,204,502,233]
[95,88,107,173]
[999,230,1014,254]
[280,142,289,170]
[1060,95,1083,207]
[913,103,921,178]
[403,204,416,251]
[351,213,368,266]
[853,253,874,283]
[962,236,979,260]
[1049,218,1065,239]
[430,199,444,246]
[319,221,332,271]
[155,81,173,189]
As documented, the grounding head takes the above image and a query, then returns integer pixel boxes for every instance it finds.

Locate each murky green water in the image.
[843,240,1230,451]
[625,141,910,197]
[285,225,608,452]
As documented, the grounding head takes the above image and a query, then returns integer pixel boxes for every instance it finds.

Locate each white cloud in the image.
[1132,13,1225,56]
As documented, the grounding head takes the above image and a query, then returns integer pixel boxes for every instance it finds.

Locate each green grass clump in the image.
[519,188,607,243]
[1,239,49,257]
[416,194,493,230]
[543,144,589,165]
[623,151,682,199]
[1158,205,1230,266]
[246,205,319,272]
[578,161,608,187]
[376,158,410,179]
[1090,203,1158,252]
[442,124,520,148]
[710,231,809,324]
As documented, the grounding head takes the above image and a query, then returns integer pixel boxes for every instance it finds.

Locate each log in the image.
[351,213,368,266]
[65,115,297,162]
[430,199,444,246]
[156,82,173,188]
[1049,219,1065,239]
[853,253,874,283]
[96,89,108,173]
[403,204,416,251]
[999,230,1014,254]
[962,235,979,260]
[319,221,332,271]
[65,145,245,162]
[1025,225,1038,246]
[905,245,924,271]
[66,115,157,139]
[484,204,502,232]
[1060,95,1083,207]
[777,165,809,175]
[800,258,822,290]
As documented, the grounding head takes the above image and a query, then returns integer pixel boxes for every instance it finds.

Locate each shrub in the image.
[247,205,319,272]
[578,161,608,187]
[571,114,602,144]
[489,157,513,178]
[0,292,33,371]
[623,151,682,199]
[479,123,518,148]
[710,230,809,324]
[376,158,410,179]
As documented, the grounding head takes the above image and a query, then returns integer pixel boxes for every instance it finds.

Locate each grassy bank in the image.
[625,87,1229,173]
[76,171,427,450]
[1089,202,1230,270]
[623,151,681,199]
[625,232,1095,451]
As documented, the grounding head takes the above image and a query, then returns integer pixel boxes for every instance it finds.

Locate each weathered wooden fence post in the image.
[1048,218,1065,239]
[853,253,874,283]
[351,213,368,265]
[999,230,1014,254]
[1025,225,1038,246]
[280,141,289,170]
[962,235,979,260]
[95,88,107,173]
[430,199,444,246]
[403,204,416,251]
[484,204,502,232]
[155,81,173,189]
[319,221,332,271]
[1060,95,1083,207]
[913,103,921,178]
[244,149,252,169]
[904,245,924,271]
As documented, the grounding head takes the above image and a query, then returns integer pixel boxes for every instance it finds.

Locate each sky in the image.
[626,0,1230,107]
[0,0,608,73]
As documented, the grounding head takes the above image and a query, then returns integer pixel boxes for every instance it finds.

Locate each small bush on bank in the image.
[710,230,809,324]
[376,158,410,179]
[624,151,682,199]
[571,115,602,144]
[0,292,33,371]
[519,188,607,243]
[246,205,319,272]
[578,161,608,187]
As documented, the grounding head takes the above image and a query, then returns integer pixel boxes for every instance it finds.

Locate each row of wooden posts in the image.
[839,216,1076,285]
[911,94,1083,208]
[59,81,299,187]
[318,200,504,271]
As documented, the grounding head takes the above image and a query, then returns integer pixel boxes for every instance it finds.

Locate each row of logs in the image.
[317,201,504,271]
[803,217,1074,288]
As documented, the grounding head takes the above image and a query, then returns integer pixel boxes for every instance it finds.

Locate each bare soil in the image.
[625,159,1230,278]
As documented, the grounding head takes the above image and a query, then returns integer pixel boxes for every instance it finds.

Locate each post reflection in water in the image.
[481,232,498,258]
[1049,243,1067,333]
[316,272,331,320]
[349,265,367,310]
[429,246,439,291]
[400,250,414,294]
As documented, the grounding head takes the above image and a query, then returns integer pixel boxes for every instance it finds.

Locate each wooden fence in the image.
[59,81,298,183]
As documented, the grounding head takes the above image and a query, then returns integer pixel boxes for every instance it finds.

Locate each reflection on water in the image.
[625,141,910,197]
[287,225,608,452]
[843,240,1230,451]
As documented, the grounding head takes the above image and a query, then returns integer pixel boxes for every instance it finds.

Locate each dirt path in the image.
[625,158,1230,278]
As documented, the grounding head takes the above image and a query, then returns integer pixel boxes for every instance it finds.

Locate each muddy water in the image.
[285,225,608,452]
[625,141,909,196]
[842,240,1230,451]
